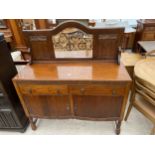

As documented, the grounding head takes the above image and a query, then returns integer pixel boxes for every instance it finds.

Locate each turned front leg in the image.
[29,117,37,130]
[115,120,122,135]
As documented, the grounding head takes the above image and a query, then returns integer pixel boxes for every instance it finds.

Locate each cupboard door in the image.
[22,95,70,118]
[73,95,123,118]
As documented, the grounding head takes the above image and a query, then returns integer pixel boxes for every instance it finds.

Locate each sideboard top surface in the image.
[13,61,131,82]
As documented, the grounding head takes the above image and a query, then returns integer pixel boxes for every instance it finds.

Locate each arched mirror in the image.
[52,27,93,58]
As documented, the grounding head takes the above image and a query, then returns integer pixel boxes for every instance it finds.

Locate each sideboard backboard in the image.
[23,21,124,63]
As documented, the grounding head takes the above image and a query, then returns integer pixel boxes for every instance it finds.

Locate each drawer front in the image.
[70,84,125,96]
[144,27,155,31]
[142,32,155,40]
[18,83,68,95]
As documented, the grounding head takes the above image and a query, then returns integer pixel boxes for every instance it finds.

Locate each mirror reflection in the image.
[52,27,93,58]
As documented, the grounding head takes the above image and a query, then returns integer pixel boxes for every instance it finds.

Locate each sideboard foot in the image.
[29,117,37,130]
[115,120,121,135]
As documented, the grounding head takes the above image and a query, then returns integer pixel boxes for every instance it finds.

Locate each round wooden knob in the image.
[29,89,32,94]
[112,90,116,96]
[66,105,70,111]
[57,89,61,95]
[80,88,85,94]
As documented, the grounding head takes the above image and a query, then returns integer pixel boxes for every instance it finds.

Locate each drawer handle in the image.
[66,104,70,111]
[56,89,61,96]
[80,88,85,94]
[112,90,117,96]
[74,104,77,111]
[29,89,32,94]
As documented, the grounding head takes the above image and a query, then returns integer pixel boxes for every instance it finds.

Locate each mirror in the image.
[52,27,93,58]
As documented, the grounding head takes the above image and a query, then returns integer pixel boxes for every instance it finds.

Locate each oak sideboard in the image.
[13,21,131,134]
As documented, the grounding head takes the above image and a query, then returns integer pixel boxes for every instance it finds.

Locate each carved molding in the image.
[98,34,117,40]
[29,36,47,41]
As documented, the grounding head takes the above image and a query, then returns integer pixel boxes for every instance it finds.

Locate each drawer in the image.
[18,83,68,95]
[70,84,125,96]
[144,27,155,31]
[142,32,155,40]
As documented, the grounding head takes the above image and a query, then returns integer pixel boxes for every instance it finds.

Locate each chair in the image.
[124,50,155,134]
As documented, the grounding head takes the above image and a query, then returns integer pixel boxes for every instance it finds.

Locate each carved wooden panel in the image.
[93,33,121,60]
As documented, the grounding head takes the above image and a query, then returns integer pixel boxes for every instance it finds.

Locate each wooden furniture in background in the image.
[34,19,49,29]
[122,27,136,51]
[0,19,13,50]
[120,52,143,79]
[6,19,31,60]
[0,19,7,28]
[134,19,155,51]
[137,41,155,54]
[54,19,96,27]
[56,19,89,26]
[6,19,28,51]
[0,28,12,43]
[18,19,34,30]
[0,33,28,132]
[0,28,13,50]
[34,19,96,29]
[125,51,155,134]
[13,21,131,134]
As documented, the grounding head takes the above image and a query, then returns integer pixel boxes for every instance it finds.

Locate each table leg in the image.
[124,103,133,121]
[115,120,122,135]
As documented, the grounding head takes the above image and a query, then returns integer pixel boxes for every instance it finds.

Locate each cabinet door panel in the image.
[73,95,123,118]
[23,95,70,118]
